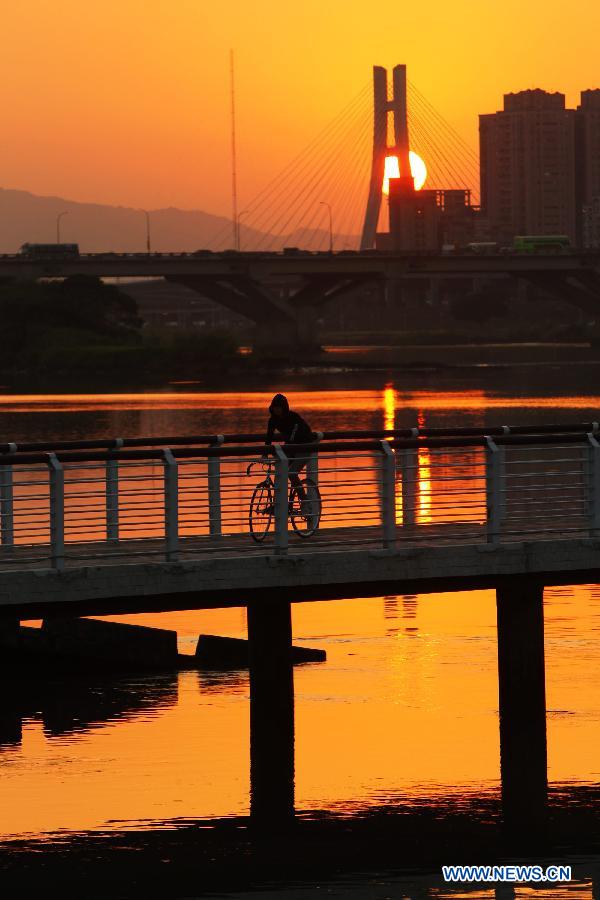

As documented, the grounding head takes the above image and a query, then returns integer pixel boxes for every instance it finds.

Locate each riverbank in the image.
[1,341,598,393]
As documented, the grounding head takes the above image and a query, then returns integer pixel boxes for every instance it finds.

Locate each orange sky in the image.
[2,0,600,217]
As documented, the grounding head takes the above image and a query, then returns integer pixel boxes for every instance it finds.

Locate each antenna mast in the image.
[230,49,239,250]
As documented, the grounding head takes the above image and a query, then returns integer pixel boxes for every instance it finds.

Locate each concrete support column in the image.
[0,617,19,645]
[295,305,319,350]
[516,277,529,302]
[496,577,547,832]
[0,707,21,746]
[495,886,516,899]
[247,599,295,826]
[0,618,21,745]
[428,277,441,304]
[252,320,297,355]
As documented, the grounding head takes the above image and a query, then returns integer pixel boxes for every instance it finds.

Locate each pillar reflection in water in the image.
[247,600,295,827]
[383,385,404,524]
[416,411,432,525]
[496,577,548,833]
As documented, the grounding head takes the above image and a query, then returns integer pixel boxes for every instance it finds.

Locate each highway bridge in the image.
[2,250,600,350]
[1,422,600,827]
[0,250,600,353]
[1,248,600,279]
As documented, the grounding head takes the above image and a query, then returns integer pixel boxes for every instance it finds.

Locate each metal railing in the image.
[1,421,598,456]
[0,430,599,572]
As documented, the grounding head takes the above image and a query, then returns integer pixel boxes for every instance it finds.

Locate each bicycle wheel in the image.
[249,481,273,542]
[290,478,321,538]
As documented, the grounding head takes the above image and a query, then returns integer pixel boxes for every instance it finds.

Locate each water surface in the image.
[1,373,599,856]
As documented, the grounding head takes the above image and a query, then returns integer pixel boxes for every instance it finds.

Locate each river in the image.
[1,370,599,895]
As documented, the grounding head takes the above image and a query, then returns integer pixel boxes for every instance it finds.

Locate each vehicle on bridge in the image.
[19,242,80,259]
[465,242,499,254]
[513,234,571,254]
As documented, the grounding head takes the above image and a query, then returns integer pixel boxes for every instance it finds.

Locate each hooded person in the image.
[263,393,316,500]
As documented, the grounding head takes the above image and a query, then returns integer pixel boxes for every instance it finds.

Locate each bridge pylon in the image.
[360,64,413,251]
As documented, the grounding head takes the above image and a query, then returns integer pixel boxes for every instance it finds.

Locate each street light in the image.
[56,211,68,244]
[319,201,333,253]
[140,209,151,254]
[237,209,252,250]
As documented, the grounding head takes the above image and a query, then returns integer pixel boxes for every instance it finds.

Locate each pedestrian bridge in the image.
[3,421,600,830]
[1,422,600,619]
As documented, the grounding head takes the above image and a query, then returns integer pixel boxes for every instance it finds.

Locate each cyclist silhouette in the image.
[263,393,316,502]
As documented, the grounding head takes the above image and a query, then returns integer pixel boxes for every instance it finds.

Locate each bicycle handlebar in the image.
[246,459,273,476]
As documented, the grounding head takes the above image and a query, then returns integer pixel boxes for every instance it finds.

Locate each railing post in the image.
[48,453,65,571]
[485,436,503,544]
[273,444,289,555]
[0,444,16,547]
[163,449,179,561]
[587,433,600,537]
[306,431,323,487]
[380,440,396,549]
[106,438,123,543]
[208,435,224,538]
[400,432,418,528]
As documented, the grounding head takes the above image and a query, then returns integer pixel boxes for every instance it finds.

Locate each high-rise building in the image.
[378,187,476,251]
[577,90,600,246]
[583,197,600,248]
[480,90,577,245]
[384,178,441,251]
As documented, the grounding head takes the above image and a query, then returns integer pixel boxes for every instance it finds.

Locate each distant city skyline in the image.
[3,0,599,218]
[480,88,600,246]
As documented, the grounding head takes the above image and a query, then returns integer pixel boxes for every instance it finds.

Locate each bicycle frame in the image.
[247,458,322,542]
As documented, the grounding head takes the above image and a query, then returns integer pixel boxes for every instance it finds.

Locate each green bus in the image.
[513,234,571,254]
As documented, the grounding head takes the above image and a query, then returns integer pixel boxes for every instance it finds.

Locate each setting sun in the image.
[383,152,427,193]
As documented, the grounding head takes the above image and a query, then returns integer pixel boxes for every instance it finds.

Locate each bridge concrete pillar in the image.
[247,599,295,827]
[0,618,21,745]
[516,278,529,302]
[0,706,21,746]
[294,305,320,350]
[253,310,320,357]
[252,319,298,356]
[495,886,516,899]
[0,617,20,648]
[428,277,441,305]
[496,577,547,834]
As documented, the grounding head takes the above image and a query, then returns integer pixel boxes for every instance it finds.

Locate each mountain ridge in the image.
[0,187,356,253]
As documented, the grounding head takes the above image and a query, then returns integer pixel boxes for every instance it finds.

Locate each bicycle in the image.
[246,458,322,542]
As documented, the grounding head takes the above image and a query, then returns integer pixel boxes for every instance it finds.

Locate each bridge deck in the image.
[0,433,598,616]
[0,522,476,570]
[0,514,590,569]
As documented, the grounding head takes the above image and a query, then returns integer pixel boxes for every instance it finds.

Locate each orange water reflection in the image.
[5,584,600,839]
[1,389,600,414]
[2,387,600,840]
[416,410,431,523]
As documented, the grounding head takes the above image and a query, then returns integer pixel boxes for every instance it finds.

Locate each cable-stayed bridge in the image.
[2,64,599,350]
[208,67,480,252]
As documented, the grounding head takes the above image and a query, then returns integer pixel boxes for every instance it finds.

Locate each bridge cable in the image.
[252,93,372,248]
[208,82,371,249]
[250,91,371,247]
[287,106,372,249]
[215,83,371,249]
[408,81,480,168]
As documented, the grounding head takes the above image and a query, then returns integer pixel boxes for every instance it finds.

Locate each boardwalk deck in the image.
[0,516,591,572]
[0,431,597,617]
